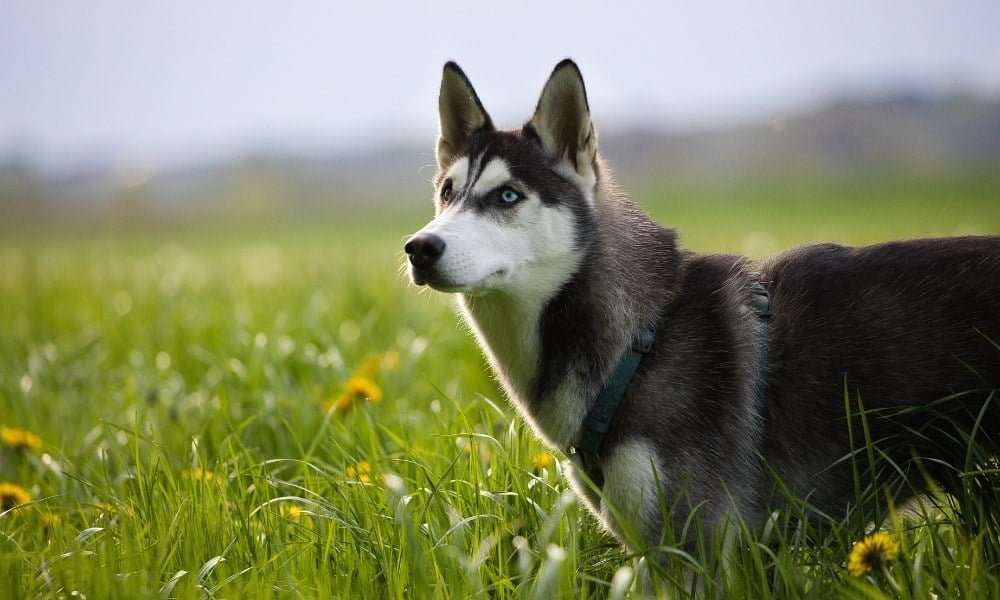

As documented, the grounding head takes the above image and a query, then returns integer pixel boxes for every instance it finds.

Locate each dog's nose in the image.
[405,233,446,269]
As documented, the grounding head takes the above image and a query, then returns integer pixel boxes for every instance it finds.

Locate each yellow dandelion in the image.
[281,504,310,522]
[0,482,32,511]
[39,512,62,529]
[182,467,217,483]
[193,468,214,482]
[345,460,373,483]
[324,395,351,412]
[532,452,555,474]
[281,503,315,528]
[324,376,382,413]
[847,532,899,576]
[1,426,42,452]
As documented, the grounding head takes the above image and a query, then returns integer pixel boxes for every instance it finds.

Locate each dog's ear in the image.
[528,59,597,181]
[437,62,493,168]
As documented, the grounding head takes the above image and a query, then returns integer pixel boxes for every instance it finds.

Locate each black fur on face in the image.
[436,127,599,249]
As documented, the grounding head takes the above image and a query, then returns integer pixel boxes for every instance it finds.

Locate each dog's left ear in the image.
[528,59,597,182]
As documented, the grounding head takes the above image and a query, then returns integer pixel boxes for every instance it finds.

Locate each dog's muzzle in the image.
[405,233,446,275]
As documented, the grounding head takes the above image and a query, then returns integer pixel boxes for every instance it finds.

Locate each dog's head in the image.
[405,60,599,297]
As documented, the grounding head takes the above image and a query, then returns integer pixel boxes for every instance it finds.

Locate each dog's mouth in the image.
[411,267,510,294]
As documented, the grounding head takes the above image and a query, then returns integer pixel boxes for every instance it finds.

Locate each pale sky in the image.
[2,1,999,170]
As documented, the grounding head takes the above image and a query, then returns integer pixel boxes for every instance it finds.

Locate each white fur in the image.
[453,189,587,449]
[447,156,470,188]
[596,439,661,543]
[471,157,511,196]
[411,149,587,448]
[554,162,596,202]
[414,154,580,300]
[413,208,511,292]
[437,157,470,211]
[460,291,587,450]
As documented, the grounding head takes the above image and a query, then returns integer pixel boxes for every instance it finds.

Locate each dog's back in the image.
[761,236,1000,513]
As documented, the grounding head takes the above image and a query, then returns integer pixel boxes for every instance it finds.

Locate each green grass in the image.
[1,174,999,598]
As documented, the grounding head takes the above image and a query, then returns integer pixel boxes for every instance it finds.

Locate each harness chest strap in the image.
[569,282,772,478]
[574,327,655,461]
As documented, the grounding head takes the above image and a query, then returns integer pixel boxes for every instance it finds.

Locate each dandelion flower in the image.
[40,512,62,539]
[532,452,555,474]
[325,376,382,412]
[185,468,216,482]
[847,532,899,576]
[39,513,62,529]
[281,503,311,522]
[345,460,373,483]
[1,426,42,452]
[0,482,32,511]
[193,468,214,482]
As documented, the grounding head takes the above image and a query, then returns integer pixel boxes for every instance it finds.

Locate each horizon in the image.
[3,1,1000,174]
[5,86,996,182]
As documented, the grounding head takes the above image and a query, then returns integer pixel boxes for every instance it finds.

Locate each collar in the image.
[569,281,772,484]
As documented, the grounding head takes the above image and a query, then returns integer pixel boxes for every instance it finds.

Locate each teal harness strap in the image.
[570,282,772,484]
[572,327,656,467]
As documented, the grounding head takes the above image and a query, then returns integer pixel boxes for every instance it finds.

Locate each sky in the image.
[2,1,999,171]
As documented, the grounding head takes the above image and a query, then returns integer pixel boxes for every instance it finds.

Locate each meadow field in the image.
[2,174,999,598]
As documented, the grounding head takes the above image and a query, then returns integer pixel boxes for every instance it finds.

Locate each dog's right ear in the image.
[528,59,596,184]
[437,62,493,168]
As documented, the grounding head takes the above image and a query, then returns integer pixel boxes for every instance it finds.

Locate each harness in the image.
[568,281,772,486]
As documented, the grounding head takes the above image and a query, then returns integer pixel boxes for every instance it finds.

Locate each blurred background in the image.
[3,4,1000,593]
[1,1,999,243]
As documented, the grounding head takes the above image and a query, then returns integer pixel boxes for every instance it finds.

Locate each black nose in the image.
[405,233,446,269]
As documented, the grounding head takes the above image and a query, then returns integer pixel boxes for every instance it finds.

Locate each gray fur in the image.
[407,60,1000,551]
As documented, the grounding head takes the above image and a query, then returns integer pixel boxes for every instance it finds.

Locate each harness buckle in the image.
[632,327,656,353]
[751,282,772,320]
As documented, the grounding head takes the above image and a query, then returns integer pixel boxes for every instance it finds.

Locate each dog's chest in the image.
[458,295,587,450]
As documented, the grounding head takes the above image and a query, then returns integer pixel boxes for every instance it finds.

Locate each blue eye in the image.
[499,188,521,204]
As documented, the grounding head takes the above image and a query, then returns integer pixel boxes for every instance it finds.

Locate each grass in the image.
[1,173,999,598]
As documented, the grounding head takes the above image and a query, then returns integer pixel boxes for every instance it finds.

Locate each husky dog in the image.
[404,59,1000,550]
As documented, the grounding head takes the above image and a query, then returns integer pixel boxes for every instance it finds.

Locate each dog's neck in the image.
[459,289,574,447]
[458,183,680,450]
